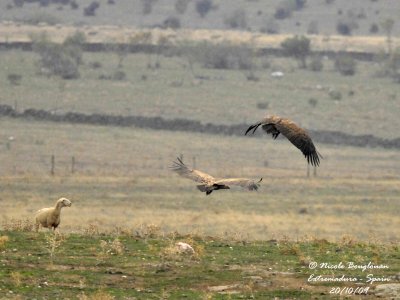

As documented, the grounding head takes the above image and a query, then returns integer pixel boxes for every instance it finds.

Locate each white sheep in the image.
[35,198,72,231]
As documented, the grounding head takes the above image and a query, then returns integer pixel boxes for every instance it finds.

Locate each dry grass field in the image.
[0,119,399,242]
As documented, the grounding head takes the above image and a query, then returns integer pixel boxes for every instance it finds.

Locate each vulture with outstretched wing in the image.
[245,115,322,166]
[171,157,262,195]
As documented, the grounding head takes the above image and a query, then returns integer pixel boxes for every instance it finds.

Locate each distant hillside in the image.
[0,0,399,36]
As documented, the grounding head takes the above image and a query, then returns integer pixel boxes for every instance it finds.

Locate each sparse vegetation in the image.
[0,230,397,298]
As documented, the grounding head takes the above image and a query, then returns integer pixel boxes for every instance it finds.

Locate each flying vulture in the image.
[171,157,262,195]
[245,115,322,166]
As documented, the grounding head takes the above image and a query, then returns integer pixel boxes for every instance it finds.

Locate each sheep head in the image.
[57,197,72,208]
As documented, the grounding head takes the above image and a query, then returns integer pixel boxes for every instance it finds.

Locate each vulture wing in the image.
[215,178,262,191]
[170,157,215,184]
[272,118,321,166]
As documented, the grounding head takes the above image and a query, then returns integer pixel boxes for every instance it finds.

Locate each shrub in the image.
[70,0,78,9]
[307,20,319,34]
[23,12,60,25]
[112,70,126,81]
[334,54,356,76]
[257,102,269,110]
[32,34,81,79]
[328,89,342,100]
[194,43,253,70]
[13,0,24,7]
[377,48,400,82]
[224,9,247,29]
[260,18,280,34]
[370,23,379,33]
[141,0,158,15]
[63,31,86,65]
[163,16,181,29]
[309,56,323,71]
[274,3,292,19]
[175,0,189,14]
[83,1,99,16]
[39,0,50,6]
[308,98,318,107]
[336,15,358,36]
[281,35,311,68]
[7,73,22,86]
[64,31,86,47]
[336,20,352,35]
[293,0,306,10]
[88,61,102,69]
[196,0,213,18]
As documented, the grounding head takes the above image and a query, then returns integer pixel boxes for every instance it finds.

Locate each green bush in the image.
[334,54,356,76]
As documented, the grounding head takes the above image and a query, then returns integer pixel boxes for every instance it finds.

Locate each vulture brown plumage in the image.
[171,157,262,195]
[245,115,322,166]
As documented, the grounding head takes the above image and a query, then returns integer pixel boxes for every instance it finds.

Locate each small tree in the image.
[31,33,82,79]
[281,35,311,68]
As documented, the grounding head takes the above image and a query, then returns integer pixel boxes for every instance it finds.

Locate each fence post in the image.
[51,155,55,176]
[313,166,317,177]
[307,164,310,178]
[71,156,75,174]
